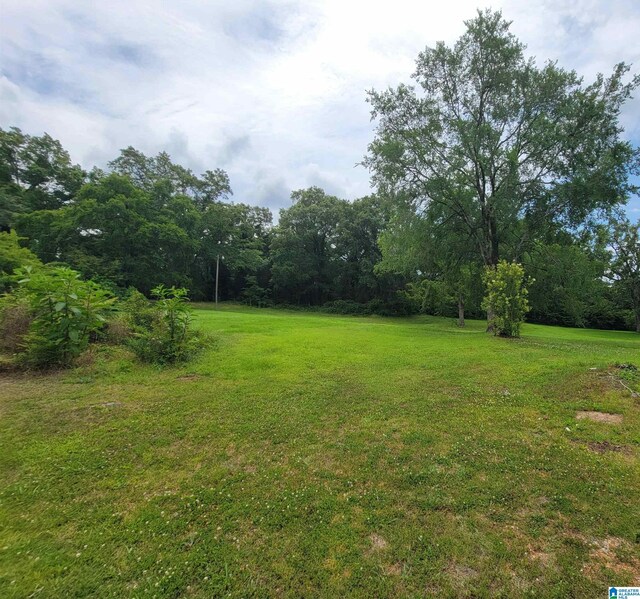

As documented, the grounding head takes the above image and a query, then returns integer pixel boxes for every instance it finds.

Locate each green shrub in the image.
[128,285,205,364]
[321,296,418,317]
[103,314,133,345]
[482,261,531,338]
[121,288,157,330]
[0,230,41,293]
[322,300,369,315]
[367,295,418,317]
[403,279,455,316]
[8,265,115,367]
[101,289,153,346]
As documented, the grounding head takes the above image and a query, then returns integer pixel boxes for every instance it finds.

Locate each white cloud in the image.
[1,0,638,218]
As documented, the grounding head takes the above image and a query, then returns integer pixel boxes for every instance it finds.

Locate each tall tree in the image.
[377,192,480,325]
[607,217,640,332]
[0,127,85,229]
[17,174,198,293]
[334,195,395,303]
[524,239,608,328]
[271,187,346,304]
[365,9,639,327]
[108,147,231,208]
[194,202,271,301]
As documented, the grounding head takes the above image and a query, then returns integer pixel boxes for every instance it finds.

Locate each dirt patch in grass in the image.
[586,441,629,454]
[382,562,403,576]
[582,537,640,584]
[576,411,622,424]
[526,543,553,566]
[447,563,479,582]
[570,438,632,455]
[368,533,388,552]
[176,374,201,381]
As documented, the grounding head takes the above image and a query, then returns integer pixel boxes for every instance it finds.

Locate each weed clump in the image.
[126,285,206,364]
[1,265,115,368]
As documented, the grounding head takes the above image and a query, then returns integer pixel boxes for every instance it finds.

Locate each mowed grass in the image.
[1,305,639,598]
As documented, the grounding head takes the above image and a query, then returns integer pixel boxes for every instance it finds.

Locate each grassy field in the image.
[1,305,639,598]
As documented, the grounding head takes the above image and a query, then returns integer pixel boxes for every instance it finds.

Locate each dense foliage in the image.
[607,217,640,332]
[0,10,638,334]
[365,9,639,331]
[482,261,531,337]
[365,10,638,271]
[1,265,114,367]
[0,230,41,292]
[0,123,637,331]
[127,286,205,364]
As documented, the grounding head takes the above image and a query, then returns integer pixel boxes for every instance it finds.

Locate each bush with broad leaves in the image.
[127,285,206,364]
[482,261,531,338]
[3,265,115,367]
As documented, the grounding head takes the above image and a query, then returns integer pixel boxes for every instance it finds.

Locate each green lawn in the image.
[1,305,639,598]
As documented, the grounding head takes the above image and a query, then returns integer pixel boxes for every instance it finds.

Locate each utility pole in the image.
[215,253,220,308]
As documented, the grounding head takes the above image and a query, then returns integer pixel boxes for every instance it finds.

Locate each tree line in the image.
[1,10,639,331]
[0,123,637,331]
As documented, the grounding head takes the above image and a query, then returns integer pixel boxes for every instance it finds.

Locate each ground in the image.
[1,305,639,598]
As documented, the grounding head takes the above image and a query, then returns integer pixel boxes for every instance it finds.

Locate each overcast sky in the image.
[1,0,639,219]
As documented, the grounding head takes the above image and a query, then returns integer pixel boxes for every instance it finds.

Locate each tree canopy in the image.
[1,5,639,338]
[365,9,639,270]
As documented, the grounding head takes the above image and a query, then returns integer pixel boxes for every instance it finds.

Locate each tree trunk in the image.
[483,207,499,333]
[484,254,499,334]
[485,306,495,333]
[215,254,220,308]
[457,294,465,328]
